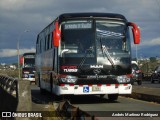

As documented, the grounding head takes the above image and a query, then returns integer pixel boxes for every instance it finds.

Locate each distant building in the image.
[9,65,16,70]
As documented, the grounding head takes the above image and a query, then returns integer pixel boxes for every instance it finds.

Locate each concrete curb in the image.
[122,86,160,103]
[123,92,160,104]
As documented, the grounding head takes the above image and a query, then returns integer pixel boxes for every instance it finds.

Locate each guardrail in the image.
[0,74,18,97]
[0,74,32,113]
[0,74,94,119]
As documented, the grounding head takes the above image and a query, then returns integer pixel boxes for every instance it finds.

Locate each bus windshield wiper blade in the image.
[101,45,115,68]
[99,38,115,68]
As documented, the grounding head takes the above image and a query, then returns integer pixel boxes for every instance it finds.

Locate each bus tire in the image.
[40,87,46,95]
[108,94,118,101]
[151,77,155,83]
[37,74,40,87]
[39,75,45,95]
[100,94,105,98]
[137,80,142,85]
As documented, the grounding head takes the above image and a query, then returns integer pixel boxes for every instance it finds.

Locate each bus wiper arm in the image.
[101,45,115,68]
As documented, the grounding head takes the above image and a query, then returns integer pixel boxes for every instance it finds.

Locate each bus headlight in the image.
[60,75,78,83]
[117,75,130,83]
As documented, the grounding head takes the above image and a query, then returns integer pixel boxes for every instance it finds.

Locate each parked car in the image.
[131,62,142,85]
[150,66,160,83]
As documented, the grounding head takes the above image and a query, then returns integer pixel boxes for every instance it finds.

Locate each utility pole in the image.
[17,30,29,79]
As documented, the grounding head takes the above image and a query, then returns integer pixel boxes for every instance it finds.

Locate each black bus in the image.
[35,13,140,101]
[20,53,35,82]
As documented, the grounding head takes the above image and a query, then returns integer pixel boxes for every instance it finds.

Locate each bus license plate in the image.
[92,86,101,91]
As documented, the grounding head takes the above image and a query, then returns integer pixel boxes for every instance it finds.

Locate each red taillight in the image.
[123,84,128,86]
[106,84,111,86]
[59,84,65,86]
[115,84,119,87]
[69,84,74,86]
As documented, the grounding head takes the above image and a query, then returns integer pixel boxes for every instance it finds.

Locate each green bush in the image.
[0,69,18,78]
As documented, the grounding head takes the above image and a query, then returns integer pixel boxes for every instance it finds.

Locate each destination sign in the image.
[24,55,35,59]
[64,23,92,30]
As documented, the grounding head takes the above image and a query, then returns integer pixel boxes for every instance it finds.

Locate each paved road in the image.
[72,95,160,112]
[71,95,160,110]
[31,84,160,113]
[133,81,160,88]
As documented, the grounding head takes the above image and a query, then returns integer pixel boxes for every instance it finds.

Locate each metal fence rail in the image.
[0,74,18,97]
[0,74,32,114]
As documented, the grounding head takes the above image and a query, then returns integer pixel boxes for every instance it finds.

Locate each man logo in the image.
[90,65,103,68]
[93,69,101,74]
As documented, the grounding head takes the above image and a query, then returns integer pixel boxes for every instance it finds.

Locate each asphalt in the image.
[30,85,160,119]
[123,85,160,103]
[31,85,160,111]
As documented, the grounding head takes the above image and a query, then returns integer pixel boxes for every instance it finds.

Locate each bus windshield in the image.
[60,19,131,64]
[24,58,35,68]
[23,54,35,68]
[61,20,95,58]
[96,20,131,56]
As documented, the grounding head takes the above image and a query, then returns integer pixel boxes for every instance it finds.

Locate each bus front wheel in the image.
[40,87,46,95]
[108,94,118,101]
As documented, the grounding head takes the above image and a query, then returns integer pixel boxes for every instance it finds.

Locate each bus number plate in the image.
[92,86,101,91]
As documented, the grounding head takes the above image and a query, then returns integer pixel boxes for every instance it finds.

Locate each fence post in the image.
[17,80,32,111]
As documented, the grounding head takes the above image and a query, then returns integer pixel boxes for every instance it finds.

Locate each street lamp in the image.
[17,30,29,79]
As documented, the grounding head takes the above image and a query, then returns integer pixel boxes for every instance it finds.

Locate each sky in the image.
[0,0,160,63]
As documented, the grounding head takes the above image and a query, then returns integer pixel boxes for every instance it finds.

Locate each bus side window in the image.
[40,39,42,53]
[45,36,48,51]
[43,36,45,52]
[50,33,52,49]
[47,34,50,50]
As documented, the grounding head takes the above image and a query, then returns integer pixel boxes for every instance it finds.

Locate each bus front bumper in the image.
[54,84,132,95]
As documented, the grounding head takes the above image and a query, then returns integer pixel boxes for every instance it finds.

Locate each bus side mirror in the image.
[20,56,24,65]
[128,22,140,44]
[53,21,61,47]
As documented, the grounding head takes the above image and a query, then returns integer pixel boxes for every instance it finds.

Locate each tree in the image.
[150,57,157,62]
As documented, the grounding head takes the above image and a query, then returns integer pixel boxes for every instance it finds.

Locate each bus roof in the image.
[58,13,127,22]
[23,53,35,56]
[37,13,128,41]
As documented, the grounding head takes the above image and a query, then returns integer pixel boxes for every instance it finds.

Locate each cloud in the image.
[0,0,160,59]
[140,37,160,47]
[0,48,36,57]
[0,0,54,11]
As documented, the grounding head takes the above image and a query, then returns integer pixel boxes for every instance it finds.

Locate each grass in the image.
[0,69,19,78]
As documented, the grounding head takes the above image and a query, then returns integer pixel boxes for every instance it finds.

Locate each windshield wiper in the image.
[99,38,115,68]
[78,47,93,69]
[100,42,115,68]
